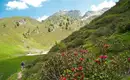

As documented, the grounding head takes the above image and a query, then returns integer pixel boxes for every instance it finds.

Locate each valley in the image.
[0,9,107,80]
[21,0,130,80]
[2,0,130,79]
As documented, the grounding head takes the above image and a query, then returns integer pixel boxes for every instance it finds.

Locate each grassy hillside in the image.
[0,13,91,59]
[0,11,96,80]
[0,17,42,60]
[22,0,130,80]
[0,56,38,80]
[49,0,130,53]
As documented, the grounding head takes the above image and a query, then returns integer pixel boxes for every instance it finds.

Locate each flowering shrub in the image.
[39,45,130,80]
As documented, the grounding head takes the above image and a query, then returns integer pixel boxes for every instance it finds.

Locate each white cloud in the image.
[6,0,47,10]
[6,1,28,10]
[37,15,49,22]
[91,0,116,11]
[20,0,47,7]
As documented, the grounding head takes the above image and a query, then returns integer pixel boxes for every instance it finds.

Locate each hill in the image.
[22,0,130,80]
[49,0,130,53]
[0,17,42,60]
[0,9,106,80]
[0,9,105,60]
[0,15,80,60]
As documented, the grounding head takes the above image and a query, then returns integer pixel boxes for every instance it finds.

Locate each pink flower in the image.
[99,55,108,59]
[74,52,78,56]
[104,55,108,59]
[80,49,88,53]
[128,58,130,62]
[60,77,67,80]
[79,58,84,61]
[61,52,65,56]
[95,59,100,64]
[78,66,83,71]
[71,68,75,72]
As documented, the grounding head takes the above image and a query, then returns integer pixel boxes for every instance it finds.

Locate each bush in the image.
[116,21,130,33]
[67,38,84,48]
[28,47,130,80]
[49,42,67,52]
[3,24,6,28]
[94,27,113,37]
[16,22,20,26]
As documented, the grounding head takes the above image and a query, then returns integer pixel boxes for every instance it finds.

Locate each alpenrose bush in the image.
[39,44,130,80]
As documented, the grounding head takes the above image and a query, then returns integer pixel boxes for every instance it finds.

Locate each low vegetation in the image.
[22,44,130,80]
[22,0,130,80]
[0,56,38,80]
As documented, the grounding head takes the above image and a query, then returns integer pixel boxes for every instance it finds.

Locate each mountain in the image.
[0,17,43,59]
[0,9,100,60]
[49,0,130,53]
[0,9,108,80]
[81,8,109,20]
[44,10,83,31]
[42,9,107,33]
[53,10,81,19]
[22,0,130,80]
[66,10,81,19]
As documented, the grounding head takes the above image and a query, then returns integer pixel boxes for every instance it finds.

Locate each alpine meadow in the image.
[1,0,130,80]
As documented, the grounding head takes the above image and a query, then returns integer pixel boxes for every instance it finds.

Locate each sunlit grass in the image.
[0,56,38,80]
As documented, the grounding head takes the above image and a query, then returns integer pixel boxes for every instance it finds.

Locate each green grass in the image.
[49,0,130,53]
[21,0,130,79]
[0,13,92,80]
[0,15,88,52]
[7,73,17,80]
[0,42,25,60]
[0,56,38,80]
[122,76,130,80]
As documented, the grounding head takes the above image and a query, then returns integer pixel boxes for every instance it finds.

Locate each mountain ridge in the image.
[0,8,107,61]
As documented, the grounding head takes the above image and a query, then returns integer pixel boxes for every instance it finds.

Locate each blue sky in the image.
[0,0,118,21]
